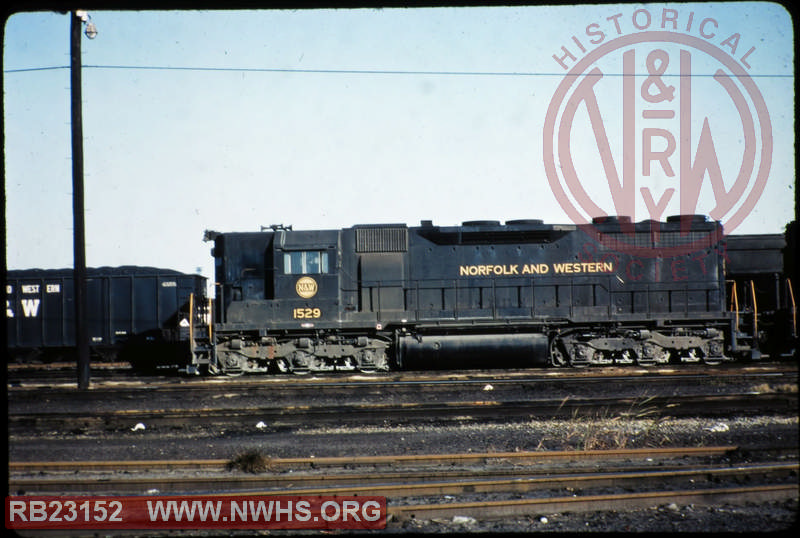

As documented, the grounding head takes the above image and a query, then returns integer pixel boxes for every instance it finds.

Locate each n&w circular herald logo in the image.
[295,276,318,299]
[543,6,772,256]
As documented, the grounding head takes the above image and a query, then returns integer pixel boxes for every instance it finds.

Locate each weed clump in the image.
[227,450,273,473]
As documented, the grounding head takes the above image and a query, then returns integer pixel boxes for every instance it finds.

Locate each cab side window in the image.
[283,251,329,275]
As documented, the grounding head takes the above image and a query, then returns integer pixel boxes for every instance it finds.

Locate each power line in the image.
[4,66,68,73]
[4,64,792,78]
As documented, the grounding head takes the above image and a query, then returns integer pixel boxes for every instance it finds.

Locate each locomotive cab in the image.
[200,226,391,374]
[274,230,340,325]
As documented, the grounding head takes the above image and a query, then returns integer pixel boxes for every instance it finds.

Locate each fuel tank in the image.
[398,333,549,369]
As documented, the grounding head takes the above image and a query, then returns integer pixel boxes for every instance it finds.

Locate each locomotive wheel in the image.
[289,351,311,375]
[702,340,726,365]
[568,343,591,367]
[635,354,655,367]
[217,351,246,375]
[356,349,389,373]
[637,343,669,366]
[700,347,724,365]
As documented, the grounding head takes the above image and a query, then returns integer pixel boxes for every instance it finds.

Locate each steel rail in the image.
[8,363,796,391]
[8,446,737,473]
[386,484,798,520]
[8,393,797,432]
[7,361,131,370]
[9,463,797,496]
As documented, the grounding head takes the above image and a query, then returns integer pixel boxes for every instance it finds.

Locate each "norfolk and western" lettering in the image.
[459,262,614,276]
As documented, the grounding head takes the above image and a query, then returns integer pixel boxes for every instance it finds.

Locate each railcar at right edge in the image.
[724,222,797,361]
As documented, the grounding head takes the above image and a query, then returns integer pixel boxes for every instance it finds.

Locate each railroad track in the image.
[388,484,798,521]
[7,362,796,388]
[8,364,796,529]
[7,392,797,436]
[8,365,796,407]
[8,445,745,473]
[9,448,797,521]
[6,362,137,382]
[8,365,797,434]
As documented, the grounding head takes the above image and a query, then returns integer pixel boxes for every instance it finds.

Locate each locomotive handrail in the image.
[189,293,194,346]
[751,279,758,339]
[787,278,796,338]
[727,280,740,334]
[207,297,213,341]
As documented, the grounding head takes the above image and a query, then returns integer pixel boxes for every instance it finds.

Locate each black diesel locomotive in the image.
[186,215,796,375]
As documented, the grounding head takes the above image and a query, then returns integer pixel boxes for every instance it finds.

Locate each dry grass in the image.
[542,395,676,451]
[226,450,273,473]
[751,383,797,394]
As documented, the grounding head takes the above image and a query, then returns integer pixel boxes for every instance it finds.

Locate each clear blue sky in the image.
[4,4,795,289]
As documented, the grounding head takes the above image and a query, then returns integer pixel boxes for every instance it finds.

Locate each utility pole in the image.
[71,10,92,389]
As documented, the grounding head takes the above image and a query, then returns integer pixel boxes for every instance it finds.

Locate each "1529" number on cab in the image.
[293,307,322,319]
